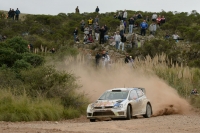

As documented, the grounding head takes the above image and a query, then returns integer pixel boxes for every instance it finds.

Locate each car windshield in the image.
[98,91,129,100]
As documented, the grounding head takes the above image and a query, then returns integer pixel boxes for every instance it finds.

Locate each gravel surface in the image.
[1,114,200,133]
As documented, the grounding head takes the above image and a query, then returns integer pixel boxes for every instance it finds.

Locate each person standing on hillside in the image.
[156,15,162,26]
[114,31,121,50]
[140,20,148,36]
[160,16,166,25]
[75,6,79,13]
[119,33,126,51]
[94,15,99,24]
[10,9,15,20]
[15,8,20,20]
[117,11,122,20]
[101,51,110,68]
[95,6,100,13]
[152,12,157,22]
[8,8,12,19]
[123,9,127,21]
[124,20,127,33]
[119,21,125,37]
[95,52,101,68]
[88,17,93,26]
[128,17,134,34]
[99,26,106,44]
[137,12,143,19]
[94,23,100,41]
[149,22,157,35]
[80,20,85,32]
[73,27,78,42]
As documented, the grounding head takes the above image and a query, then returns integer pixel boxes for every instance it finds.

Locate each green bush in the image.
[0,37,44,68]
[190,96,200,108]
[63,108,81,119]
[0,90,64,121]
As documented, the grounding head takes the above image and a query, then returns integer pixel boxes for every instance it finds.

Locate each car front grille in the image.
[94,106,113,109]
[93,111,115,116]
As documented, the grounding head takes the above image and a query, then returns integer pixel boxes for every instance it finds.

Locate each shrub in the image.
[63,108,81,119]
[0,89,64,121]
[0,37,44,68]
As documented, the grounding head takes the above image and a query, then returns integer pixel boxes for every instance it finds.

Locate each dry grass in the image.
[61,52,199,99]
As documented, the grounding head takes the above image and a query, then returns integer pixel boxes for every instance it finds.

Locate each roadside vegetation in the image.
[0,9,200,121]
[0,37,87,121]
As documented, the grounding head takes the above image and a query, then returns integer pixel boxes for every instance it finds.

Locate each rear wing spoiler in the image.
[139,88,146,95]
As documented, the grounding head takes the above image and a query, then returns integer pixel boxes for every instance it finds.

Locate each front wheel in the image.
[90,119,96,122]
[143,103,152,118]
[126,105,131,120]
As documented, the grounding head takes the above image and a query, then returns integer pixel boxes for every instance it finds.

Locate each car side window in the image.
[137,89,144,98]
[129,90,138,100]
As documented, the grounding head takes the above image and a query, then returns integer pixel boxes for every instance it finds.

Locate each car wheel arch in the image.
[147,102,153,115]
[128,103,133,115]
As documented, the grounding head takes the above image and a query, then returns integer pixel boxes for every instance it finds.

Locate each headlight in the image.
[113,104,123,109]
[90,104,94,110]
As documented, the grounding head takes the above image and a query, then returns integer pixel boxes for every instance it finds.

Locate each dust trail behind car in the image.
[57,59,192,116]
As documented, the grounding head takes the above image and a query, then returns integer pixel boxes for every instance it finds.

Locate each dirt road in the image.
[1,56,199,132]
[0,114,200,133]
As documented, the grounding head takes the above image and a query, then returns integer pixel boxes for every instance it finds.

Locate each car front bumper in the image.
[87,108,127,119]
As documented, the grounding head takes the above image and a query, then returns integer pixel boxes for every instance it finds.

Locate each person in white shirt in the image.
[172,33,179,42]
[149,23,157,35]
[114,31,121,50]
[152,12,157,22]
[123,9,127,21]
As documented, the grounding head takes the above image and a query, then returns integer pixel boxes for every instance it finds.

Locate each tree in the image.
[0,37,44,68]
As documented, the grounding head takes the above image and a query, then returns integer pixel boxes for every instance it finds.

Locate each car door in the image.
[136,89,146,114]
[129,90,140,115]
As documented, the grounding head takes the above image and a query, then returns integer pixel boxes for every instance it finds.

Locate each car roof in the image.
[107,87,144,92]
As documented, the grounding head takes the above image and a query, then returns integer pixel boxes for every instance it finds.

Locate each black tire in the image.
[126,105,131,120]
[143,103,152,118]
[90,119,96,122]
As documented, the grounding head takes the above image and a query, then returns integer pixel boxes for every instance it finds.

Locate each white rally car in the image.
[87,87,152,122]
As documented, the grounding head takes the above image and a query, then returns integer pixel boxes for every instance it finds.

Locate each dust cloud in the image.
[56,58,191,116]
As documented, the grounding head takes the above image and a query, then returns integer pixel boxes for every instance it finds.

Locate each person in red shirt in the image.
[88,34,94,43]
[156,15,161,26]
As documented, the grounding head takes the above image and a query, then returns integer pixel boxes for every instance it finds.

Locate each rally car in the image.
[86,87,152,122]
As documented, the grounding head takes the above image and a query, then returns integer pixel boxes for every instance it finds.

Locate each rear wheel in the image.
[143,103,152,118]
[90,119,96,122]
[126,105,131,120]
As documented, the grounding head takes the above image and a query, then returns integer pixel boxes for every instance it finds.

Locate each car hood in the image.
[93,99,126,107]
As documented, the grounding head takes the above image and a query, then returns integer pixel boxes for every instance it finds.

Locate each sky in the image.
[0,0,199,15]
